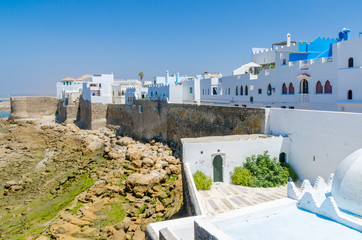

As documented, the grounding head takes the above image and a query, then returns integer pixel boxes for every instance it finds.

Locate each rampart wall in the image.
[107,100,265,144]
[9,96,59,120]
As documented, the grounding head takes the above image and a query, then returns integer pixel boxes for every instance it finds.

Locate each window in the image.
[282,83,287,94]
[212,87,218,95]
[289,106,294,109]
[348,57,354,68]
[324,80,332,93]
[155,91,158,96]
[122,91,125,95]
[316,81,323,94]
[282,59,286,65]
[258,88,262,94]
[235,86,239,95]
[348,90,353,100]
[99,83,102,88]
[240,86,243,95]
[151,91,153,96]
[202,89,205,95]
[300,79,309,94]
[250,96,253,102]
[208,89,210,95]
[190,87,193,94]
[289,83,295,94]
[267,84,272,96]
[281,106,286,108]
[279,152,286,163]
[113,91,115,96]
[245,86,248,95]
[118,91,121,96]
[228,88,230,95]
[242,104,247,107]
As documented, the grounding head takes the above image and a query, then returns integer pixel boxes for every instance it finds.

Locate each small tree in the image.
[138,72,144,81]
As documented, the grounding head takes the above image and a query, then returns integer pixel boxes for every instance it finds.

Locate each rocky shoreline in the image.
[0,118,183,239]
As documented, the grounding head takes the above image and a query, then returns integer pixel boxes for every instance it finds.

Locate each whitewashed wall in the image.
[182,135,289,183]
[267,108,362,181]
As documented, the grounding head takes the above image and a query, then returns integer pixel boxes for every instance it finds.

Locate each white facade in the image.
[56,75,90,106]
[112,79,142,104]
[182,135,288,183]
[82,73,114,104]
[125,86,148,105]
[197,29,362,113]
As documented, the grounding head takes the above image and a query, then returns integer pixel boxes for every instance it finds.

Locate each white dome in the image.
[331,148,362,216]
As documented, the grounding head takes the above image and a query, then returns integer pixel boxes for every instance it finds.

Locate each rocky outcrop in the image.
[0,118,183,240]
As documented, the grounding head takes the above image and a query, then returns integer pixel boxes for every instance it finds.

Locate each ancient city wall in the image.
[107,100,265,144]
[9,96,59,120]
[75,98,108,130]
[57,101,79,124]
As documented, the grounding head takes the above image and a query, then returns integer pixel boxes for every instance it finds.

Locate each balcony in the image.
[298,94,310,104]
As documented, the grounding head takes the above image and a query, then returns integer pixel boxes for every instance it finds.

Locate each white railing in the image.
[298,94,310,104]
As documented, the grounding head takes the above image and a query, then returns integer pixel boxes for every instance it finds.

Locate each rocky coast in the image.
[0,117,183,239]
[0,100,10,113]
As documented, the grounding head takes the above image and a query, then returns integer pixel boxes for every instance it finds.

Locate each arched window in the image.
[245,86,248,95]
[235,86,238,95]
[267,84,272,96]
[289,83,295,94]
[228,88,230,95]
[324,80,332,93]
[316,81,323,94]
[282,83,287,94]
[240,86,243,95]
[348,90,353,100]
[300,79,309,94]
[348,57,354,68]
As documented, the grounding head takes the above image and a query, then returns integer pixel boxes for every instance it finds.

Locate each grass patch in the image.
[67,202,85,215]
[166,175,177,183]
[0,174,95,239]
[94,201,126,227]
[138,204,147,215]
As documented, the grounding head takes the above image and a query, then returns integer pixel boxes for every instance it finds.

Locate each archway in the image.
[279,152,286,163]
[213,155,223,182]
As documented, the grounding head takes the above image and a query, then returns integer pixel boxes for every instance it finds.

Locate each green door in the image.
[213,155,223,182]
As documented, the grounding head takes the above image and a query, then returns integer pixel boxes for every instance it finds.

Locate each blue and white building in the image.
[199,28,362,113]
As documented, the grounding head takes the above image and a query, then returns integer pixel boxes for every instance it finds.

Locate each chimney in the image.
[287,33,291,47]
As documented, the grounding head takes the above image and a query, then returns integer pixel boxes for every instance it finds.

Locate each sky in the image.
[1,0,362,97]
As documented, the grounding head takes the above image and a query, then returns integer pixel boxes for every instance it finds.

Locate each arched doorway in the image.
[279,152,286,163]
[300,79,309,94]
[348,90,353,100]
[213,155,223,182]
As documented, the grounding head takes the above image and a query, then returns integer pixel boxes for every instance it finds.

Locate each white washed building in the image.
[82,73,114,104]
[56,74,91,105]
[112,79,142,104]
[199,28,362,113]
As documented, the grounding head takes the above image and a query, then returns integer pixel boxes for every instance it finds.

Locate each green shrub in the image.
[230,167,257,186]
[243,151,289,187]
[193,171,212,190]
[280,162,298,182]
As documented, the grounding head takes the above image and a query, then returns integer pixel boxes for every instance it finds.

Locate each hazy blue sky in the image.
[1,0,362,97]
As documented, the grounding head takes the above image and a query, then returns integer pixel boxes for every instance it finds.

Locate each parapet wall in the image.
[10,96,59,120]
[107,100,265,144]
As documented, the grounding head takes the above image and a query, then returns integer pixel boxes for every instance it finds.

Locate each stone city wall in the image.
[107,100,265,144]
[57,101,79,124]
[9,96,59,120]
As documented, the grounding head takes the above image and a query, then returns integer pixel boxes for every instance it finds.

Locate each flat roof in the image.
[181,134,275,144]
[213,203,362,240]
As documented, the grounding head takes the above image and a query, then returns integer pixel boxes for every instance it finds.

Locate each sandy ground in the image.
[0,101,10,112]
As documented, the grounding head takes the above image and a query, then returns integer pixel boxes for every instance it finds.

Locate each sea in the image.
[0,100,10,118]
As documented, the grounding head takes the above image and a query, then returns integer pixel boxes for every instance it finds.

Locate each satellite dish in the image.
[339,32,344,39]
